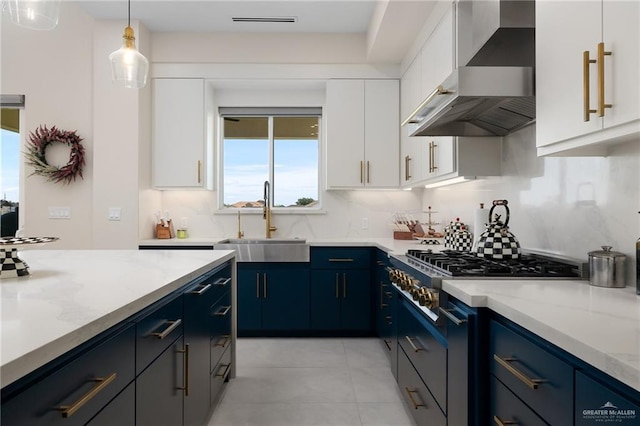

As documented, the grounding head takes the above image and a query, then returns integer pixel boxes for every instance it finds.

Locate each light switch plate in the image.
[48,207,71,219]
[108,208,122,221]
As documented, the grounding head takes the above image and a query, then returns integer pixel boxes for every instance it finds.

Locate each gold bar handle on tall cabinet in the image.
[597,42,612,117]
[263,273,267,298]
[360,161,364,183]
[256,273,260,298]
[493,354,547,389]
[57,373,117,418]
[335,273,340,299]
[431,141,438,171]
[493,416,518,426]
[150,319,182,339]
[405,156,411,181]
[429,142,434,172]
[366,161,370,183]
[583,50,597,121]
[177,344,190,396]
[197,160,202,184]
[342,273,347,298]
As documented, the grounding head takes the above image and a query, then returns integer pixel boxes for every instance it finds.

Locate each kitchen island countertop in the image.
[0,249,235,388]
[443,278,640,392]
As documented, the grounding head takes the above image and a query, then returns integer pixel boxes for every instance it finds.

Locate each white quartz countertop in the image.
[443,279,640,392]
[0,250,235,388]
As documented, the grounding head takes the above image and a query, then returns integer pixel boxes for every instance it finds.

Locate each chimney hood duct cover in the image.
[406,0,536,137]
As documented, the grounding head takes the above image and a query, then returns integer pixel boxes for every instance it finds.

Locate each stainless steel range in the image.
[389,249,588,325]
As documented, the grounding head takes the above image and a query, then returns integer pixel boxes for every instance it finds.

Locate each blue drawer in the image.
[575,371,640,425]
[136,296,183,375]
[210,290,232,369]
[490,319,573,426]
[490,376,546,426]
[310,247,372,269]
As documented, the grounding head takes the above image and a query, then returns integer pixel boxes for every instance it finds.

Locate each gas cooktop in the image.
[404,249,588,279]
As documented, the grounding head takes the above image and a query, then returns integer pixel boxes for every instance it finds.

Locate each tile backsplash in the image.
[424,125,640,284]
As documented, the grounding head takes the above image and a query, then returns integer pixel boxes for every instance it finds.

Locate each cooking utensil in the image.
[588,246,626,288]
[476,200,521,259]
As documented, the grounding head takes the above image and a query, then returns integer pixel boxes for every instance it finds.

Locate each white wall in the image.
[423,125,640,284]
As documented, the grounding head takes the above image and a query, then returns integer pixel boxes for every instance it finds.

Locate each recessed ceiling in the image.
[74,0,376,33]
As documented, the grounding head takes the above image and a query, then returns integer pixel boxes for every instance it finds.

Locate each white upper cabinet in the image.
[401,56,422,124]
[420,2,455,100]
[400,131,425,188]
[536,0,640,156]
[152,78,212,189]
[423,136,455,180]
[326,79,399,189]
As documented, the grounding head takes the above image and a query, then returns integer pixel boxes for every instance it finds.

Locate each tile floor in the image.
[208,338,416,426]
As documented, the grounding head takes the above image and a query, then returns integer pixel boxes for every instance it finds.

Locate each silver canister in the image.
[588,246,626,288]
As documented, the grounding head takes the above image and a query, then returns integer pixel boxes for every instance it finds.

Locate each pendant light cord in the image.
[128,0,131,27]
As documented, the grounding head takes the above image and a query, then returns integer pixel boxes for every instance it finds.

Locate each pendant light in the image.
[4,0,60,30]
[109,0,149,89]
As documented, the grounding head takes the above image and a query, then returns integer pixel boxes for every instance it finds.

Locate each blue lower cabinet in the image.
[310,269,372,331]
[575,371,640,425]
[86,382,135,426]
[237,263,310,334]
[490,376,546,426]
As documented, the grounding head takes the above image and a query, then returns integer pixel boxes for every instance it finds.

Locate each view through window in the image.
[222,112,319,209]
[1,108,20,237]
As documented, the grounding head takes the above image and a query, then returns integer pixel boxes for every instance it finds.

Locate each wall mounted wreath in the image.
[24,125,86,185]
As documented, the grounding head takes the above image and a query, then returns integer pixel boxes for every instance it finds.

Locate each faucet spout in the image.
[263,180,277,238]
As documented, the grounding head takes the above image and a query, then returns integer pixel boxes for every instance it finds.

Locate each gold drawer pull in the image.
[328,258,354,262]
[214,277,231,287]
[197,160,202,184]
[494,415,518,426]
[215,362,232,379]
[150,319,182,339]
[189,283,212,295]
[438,307,467,326]
[213,335,231,348]
[404,387,425,410]
[57,373,117,418]
[597,42,612,117]
[405,336,425,352]
[213,305,231,317]
[583,50,597,121]
[493,354,547,390]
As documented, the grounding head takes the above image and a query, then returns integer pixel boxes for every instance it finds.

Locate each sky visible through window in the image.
[224,137,318,207]
[1,129,20,202]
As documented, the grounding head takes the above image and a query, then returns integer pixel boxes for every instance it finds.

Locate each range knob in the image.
[418,288,438,309]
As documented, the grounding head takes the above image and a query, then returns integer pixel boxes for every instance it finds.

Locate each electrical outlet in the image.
[361,217,368,229]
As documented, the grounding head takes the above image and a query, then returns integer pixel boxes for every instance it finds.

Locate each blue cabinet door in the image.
[310,269,342,329]
[237,266,262,331]
[262,266,310,330]
[575,371,640,425]
[341,269,372,331]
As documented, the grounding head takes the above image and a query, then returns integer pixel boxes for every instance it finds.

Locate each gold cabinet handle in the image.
[404,387,425,409]
[57,373,117,418]
[342,273,347,298]
[438,307,467,326]
[328,258,354,262]
[404,155,411,181]
[380,284,387,309]
[494,415,518,426]
[405,336,425,352]
[256,273,260,298]
[177,344,190,396]
[493,354,547,389]
[214,277,231,287]
[335,273,340,299]
[214,305,232,317]
[428,141,434,173]
[189,283,212,295]
[213,334,231,348]
[583,50,597,121]
[383,339,392,351]
[366,161,370,183]
[401,85,450,126]
[263,273,267,298]
[215,362,232,379]
[360,160,364,183]
[150,319,182,339]
[197,160,202,184]
[385,315,392,325]
[597,42,612,117]
[431,141,438,171]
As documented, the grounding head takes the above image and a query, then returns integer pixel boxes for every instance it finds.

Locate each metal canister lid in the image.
[588,245,626,259]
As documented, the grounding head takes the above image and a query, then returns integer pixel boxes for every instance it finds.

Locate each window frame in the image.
[216,111,323,213]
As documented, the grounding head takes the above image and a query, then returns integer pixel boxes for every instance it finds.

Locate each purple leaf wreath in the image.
[24,125,86,185]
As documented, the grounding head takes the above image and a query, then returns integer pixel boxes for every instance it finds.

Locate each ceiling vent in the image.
[232,17,297,23]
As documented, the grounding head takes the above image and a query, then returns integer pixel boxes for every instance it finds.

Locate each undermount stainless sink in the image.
[214,238,309,262]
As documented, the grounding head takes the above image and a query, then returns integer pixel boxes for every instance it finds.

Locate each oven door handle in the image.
[438,307,467,326]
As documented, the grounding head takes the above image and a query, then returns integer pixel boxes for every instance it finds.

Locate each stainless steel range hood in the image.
[405,0,536,137]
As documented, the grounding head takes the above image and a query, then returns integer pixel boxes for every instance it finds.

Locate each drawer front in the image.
[210,290,232,368]
[575,371,640,425]
[490,320,573,426]
[136,295,184,375]
[185,263,232,315]
[86,382,135,426]
[2,325,135,426]
[310,247,371,269]
[398,300,447,412]
[397,348,446,426]
[210,345,232,406]
[490,376,546,426]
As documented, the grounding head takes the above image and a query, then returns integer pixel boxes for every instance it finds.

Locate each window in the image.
[1,107,21,236]
[220,108,320,210]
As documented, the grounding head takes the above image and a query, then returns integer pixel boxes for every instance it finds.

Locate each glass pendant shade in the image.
[5,0,60,30]
[109,26,149,89]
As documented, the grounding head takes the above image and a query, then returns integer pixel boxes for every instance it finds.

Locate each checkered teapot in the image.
[476,200,521,260]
